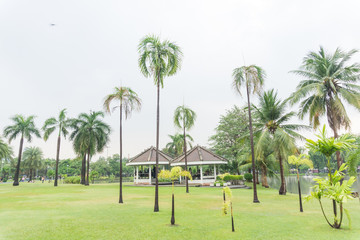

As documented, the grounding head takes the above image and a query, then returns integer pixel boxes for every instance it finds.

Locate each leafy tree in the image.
[47,169,55,182]
[138,34,183,212]
[253,89,306,195]
[158,167,191,225]
[70,111,111,186]
[165,133,193,158]
[289,47,360,169]
[23,147,43,181]
[209,106,249,174]
[90,170,99,184]
[232,65,265,203]
[3,115,41,186]
[306,125,356,228]
[288,154,313,212]
[104,86,141,203]
[43,109,72,187]
[58,158,81,176]
[174,105,196,193]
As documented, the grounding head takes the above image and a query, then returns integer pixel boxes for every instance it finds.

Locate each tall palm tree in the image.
[289,47,360,169]
[0,137,13,160]
[23,147,43,181]
[103,86,142,203]
[42,109,72,187]
[70,111,111,186]
[232,65,265,203]
[165,133,194,157]
[138,34,183,212]
[174,105,196,193]
[3,115,41,186]
[253,89,307,195]
[0,137,13,180]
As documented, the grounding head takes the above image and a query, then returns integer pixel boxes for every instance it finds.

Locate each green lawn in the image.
[1,182,359,240]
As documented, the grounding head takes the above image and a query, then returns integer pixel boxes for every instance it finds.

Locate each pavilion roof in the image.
[171,145,228,166]
[126,146,173,166]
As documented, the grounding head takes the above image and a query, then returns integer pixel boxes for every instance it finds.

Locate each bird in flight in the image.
[50,23,56,27]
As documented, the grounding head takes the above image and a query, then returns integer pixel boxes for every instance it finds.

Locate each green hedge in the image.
[64,176,81,184]
[222,175,244,181]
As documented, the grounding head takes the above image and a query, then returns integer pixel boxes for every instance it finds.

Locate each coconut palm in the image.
[23,147,43,181]
[0,137,13,180]
[3,115,41,186]
[306,125,356,228]
[232,65,265,203]
[0,137,13,161]
[288,154,313,212]
[289,47,360,169]
[103,86,142,203]
[42,109,72,187]
[165,133,194,158]
[70,111,111,186]
[174,105,196,193]
[253,89,307,195]
[138,34,183,212]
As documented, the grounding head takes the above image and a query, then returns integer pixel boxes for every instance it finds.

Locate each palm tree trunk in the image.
[332,128,342,170]
[261,164,269,188]
[13,136,24,186]
[81,154,86,185]
[29,168,33,182]
[256,169,259,184]
[119,104,123,203]
[154,78,160,212]
[85,148,90,186]
[183,125,189,193]
[297,169,303,212]
[246,84,260,203]
[278,153,286,195]
[54,135,61,187]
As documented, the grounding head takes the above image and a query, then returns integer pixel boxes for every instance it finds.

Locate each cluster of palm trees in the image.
[232,47,360,202]
[2,110,111,187]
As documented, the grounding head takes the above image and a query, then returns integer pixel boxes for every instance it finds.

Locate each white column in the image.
[149,165,152,184]
[162,166,165,171]
[136,166,139,184]
[214,165,217,180]
[200,165,203,185]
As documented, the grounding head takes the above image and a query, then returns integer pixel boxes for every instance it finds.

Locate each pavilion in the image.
[126,146,173,184]
[171,145,228,185]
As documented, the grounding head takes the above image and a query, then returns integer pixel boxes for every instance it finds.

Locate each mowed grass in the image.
[1,182,360,240]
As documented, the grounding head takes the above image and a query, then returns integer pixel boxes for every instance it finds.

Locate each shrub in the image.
[64,176,80,184]
[244,173,253,182]
[223,175,244,181]
[214,181,224,186]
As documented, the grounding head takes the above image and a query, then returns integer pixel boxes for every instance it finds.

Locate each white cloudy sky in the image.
[1,0,360,160]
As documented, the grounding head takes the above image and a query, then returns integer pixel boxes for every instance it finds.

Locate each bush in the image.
[223,175,244,181]
[64,176,81,184]
[214,181,224,186]
[244,173,253,182]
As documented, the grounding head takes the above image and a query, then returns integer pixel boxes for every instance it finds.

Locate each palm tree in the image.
[23,147,43,181]
[42,109,72,187]
[165,133,194,157]
[173,105,196,193]
[289,47,360,169]
[70,111,111,186]
[253,89,307,195]
[3,115,41,186]
[232,65,265,203]
[103,86,142,203]
[288,154,313,212]
[138,34,183,212]
[0,137,13,180]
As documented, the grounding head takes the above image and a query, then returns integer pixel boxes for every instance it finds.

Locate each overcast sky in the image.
[1,0,360,160]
